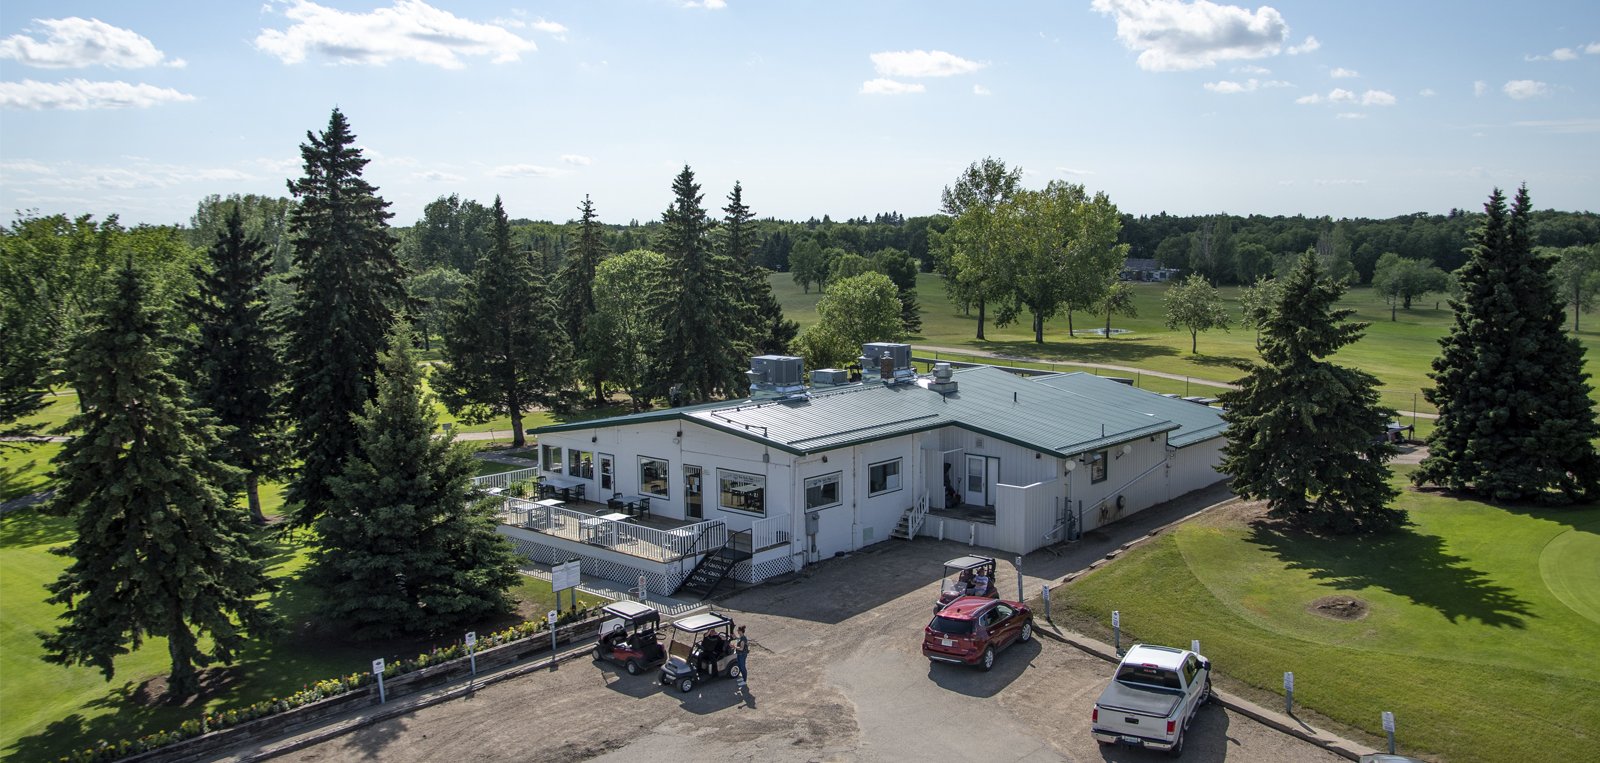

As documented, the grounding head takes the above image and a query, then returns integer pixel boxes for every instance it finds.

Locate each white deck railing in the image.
[906,495,929,540]
[750,512,791,550]
[471,467,539,489]
[503,497,726,563]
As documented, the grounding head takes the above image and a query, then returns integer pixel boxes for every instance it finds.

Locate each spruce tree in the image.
[1219,251,1404,534]
[557,195,608,404]
[183,205,285,524]
[281,109,406,525]
[1415,186,1600,502]
[41,261,275,697]
[721,182,798,355]
[307,328,520,639]
[650,166,742,402]
[436,197,570,447]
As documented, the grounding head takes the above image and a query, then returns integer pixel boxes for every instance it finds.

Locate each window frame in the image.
[803,471,843,511]
[716,468,767,516]
[638,456,670,499]
[868,458,902,496]
[542,444,563,474]
[1089,449,1108,484]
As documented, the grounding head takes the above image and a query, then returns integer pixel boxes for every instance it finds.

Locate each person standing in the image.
[734,624,749,688]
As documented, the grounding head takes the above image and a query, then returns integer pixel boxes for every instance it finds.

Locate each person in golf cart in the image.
[937,555,999,611]
[659,611,741,693]
[592,601,666,675]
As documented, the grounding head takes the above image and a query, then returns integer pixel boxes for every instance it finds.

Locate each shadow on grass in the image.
[1245,519,1534,628]
[0,505,74,549]
[968,337,1181,366]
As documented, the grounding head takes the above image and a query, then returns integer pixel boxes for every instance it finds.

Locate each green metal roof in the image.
[533,365,1225,457]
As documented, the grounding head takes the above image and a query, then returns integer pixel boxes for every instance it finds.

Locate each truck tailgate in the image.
[1095,680,1181,719]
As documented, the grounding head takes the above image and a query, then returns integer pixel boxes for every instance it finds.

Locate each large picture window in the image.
[639,456,670,498]
[718,469,766,515]
[868,459,901,496]
[804,472,842,510]
[1090,450,1108,483]
[568,449,594,479]
[542,444,563,473]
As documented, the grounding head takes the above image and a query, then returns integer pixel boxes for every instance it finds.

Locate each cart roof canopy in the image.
[602,600,660,623]
[944,555,995,570]
[671,612,733,632]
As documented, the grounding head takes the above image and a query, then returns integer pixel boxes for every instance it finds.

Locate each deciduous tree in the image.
[1220,251,1403,535]
[941,157,1023,340]
[1548,244,1600,332]
[1371,252,1449,321]
[42,261,275,697]
[1163,274,1232,353]
[1415,186,1600,503]
[1095,281,1138,339]
[815,272,902,350]
[590,250,668,409]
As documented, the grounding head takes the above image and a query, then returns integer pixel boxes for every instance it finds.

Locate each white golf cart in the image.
[936,554,999,612]
[658,611,740,693]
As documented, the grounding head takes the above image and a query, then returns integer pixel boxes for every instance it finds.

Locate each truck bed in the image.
[1095,680,1182,718]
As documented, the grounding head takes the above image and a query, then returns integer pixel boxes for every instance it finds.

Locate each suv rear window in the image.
[929,616,975,635]
[1115,664,1182,690]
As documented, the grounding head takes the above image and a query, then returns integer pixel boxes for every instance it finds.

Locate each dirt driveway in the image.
[257,517,1344,763]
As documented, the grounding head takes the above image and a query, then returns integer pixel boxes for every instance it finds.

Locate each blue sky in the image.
[1,1,1596,227]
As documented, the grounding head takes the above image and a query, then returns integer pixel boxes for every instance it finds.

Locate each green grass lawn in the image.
[0,483,603,762]
[1053,469,1600,763]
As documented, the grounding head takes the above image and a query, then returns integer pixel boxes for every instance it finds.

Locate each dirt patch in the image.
[133,665,246,707]
[1194,498,1270,527]
[1307,595,1369,621]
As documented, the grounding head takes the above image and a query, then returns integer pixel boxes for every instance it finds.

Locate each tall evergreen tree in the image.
[281,108,407,525]
[183,206,285,525]
[721,182,798,355]
[1415,186,1600,503]
[557,195,609,404]
[1220,252,1404,534]
[41,261,275,697]
[436,197,571,446]
[650,166,742,403]
[307,328,521,639]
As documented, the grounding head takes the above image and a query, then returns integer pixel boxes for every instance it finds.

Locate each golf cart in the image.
[592,600,666,675]
[658,611,740,693]
[937,555,999,612]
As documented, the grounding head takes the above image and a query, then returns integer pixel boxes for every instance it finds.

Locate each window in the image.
[1089,450,1108,483]
[718,469,766,515]
[868,459,901,495]
[542,444,563,473]
[804,472,842,510]
[568,449,593,479]
[639,456,669,498]
[599,455,613,491]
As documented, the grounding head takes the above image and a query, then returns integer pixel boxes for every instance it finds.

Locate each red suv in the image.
[922,596,1034,671]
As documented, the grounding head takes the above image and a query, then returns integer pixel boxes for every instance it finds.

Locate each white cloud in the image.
[1057,167,1095,176]
[1513,118,1600,134]
[1233,64,1270,74]
[1335,112,1366,119]
[1202,77,1289,93]
[859,78,924,95]
[682,0,727,8]
[0,78,195,110]
[0,17,185,69]
[870,50,985,78]
[489,164,561,178]
[255,0,536,69]
[1587,42,1600,54]
[1295,93,1321,104]
[1090,0,1290,71]
[413,170,464,183]
[1419,88,1436,97]
[560,154,592,166]
[1503,79,1550,100]
[0,157,251,189]
[1328,87,1357,103]
[1329,66,1358,78]
[1525,47,1579,62]
[1314,178,1367,185]
[1361,89,1395,106]
[972,84,991,96]
[1473,80,1488,97]
[531,18,568,39]
[1286,35,1319,54]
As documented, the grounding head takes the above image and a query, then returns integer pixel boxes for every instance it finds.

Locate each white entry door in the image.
[965,455,987,507]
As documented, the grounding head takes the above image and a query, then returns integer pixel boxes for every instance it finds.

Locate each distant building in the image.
[1121,257,1181,282]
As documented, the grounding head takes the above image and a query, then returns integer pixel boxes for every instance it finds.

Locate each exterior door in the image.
[598,454,614,493]
[965,455,987,507]
[684,465,703,519]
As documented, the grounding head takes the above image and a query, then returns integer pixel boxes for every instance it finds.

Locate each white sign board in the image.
[1284,672,1294,691]
[547,609,558,626]
[1382,711,1395,733]
[372,658,385,674]
[465,631,476,647]
[552,560,582,592]
[1111,610,1120,628]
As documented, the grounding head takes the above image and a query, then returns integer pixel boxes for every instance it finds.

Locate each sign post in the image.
[1112,610,1121,656]
[1014,555,1024,601]
[1042,585,1052,623]
[372,658,386,704]
[1382,711,1396,753]
[547,609,559,666]
[1191,639,1201,655]
[1284,672,1295,715]
[465,632,477,678]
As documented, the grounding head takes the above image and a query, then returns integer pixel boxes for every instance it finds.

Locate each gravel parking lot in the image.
[262,528,1347,763]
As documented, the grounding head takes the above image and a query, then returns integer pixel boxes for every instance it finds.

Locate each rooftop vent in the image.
[747,355,807,400]
[928,361,958,394]
[858,342,916,385]
[810,368,850,388]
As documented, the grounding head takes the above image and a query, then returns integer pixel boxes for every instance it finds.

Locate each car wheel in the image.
[678,677,694,693]
[593,646,604,661]
[1166,729,1184,758]
[1019,622,1033,643]
[1200,677,1213,705]
[980,647,996,672]
[625,659,641,675]
[729,664,742,680]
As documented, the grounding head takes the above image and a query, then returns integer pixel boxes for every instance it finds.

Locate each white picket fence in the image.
[502,497,727,563]
[751,512,790,550]
[471,467,539,489]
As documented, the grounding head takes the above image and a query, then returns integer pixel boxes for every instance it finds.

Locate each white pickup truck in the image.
[1090,644,1212,756]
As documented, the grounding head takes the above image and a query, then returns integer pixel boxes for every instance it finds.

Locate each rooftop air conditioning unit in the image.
[748,355,806,400]
[811,368,850,387]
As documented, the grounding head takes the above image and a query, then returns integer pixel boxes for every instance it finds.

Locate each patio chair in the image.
[635,496,651,520]
[608,493,626,513]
